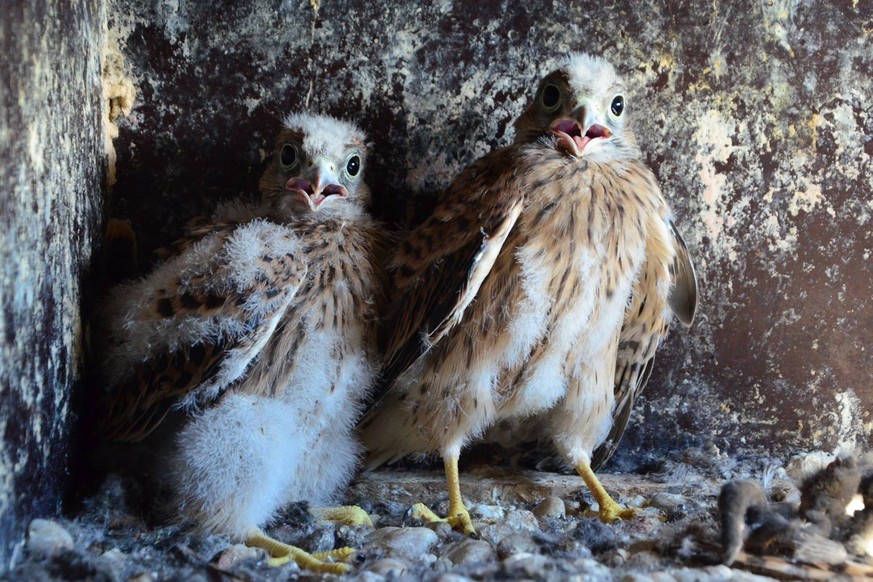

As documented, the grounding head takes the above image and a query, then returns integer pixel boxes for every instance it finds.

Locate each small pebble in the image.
[362,557,407,577]
[470,504,505,520]
[648,492,684,511]
[478,509,540,546]
[502,552,549,577]
[625,572,677,582]
[211,543,264,569]
[627,495,647,508]
[570,557,612,579]
[425,520,455,538]
[364,526,437,560]
[532,496,566,519]
[443,539,495,565]
[434,574,475,582]
[668,565,773,582]
[27,519,74,559]
[564,499,583,515]
[100,548,127,576]
[496,532,539,558]
[101,548,126,563]
[504,509,539,532]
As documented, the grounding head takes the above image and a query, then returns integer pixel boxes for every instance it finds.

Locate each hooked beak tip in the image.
[549,118,612,157]
[284,177,348,209]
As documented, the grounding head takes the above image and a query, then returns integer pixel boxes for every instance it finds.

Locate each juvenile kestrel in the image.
[360,53,697,534]
[99,113,387,573]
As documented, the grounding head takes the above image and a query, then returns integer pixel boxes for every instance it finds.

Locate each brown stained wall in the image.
[0,0,107,568]
[109,2,872,464]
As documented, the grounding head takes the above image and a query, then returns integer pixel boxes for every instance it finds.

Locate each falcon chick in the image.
[99,113,386,573]
[360,53,697,534]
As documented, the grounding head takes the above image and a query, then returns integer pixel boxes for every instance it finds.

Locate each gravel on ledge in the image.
[6,448,872,581]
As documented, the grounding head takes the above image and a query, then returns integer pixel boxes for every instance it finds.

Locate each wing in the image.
[99,218,307,442]
[591,217,699,470]
[380,147,526,386]
[667,221,698,327]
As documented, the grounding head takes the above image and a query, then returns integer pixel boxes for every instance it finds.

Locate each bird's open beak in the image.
[284,159,348,210]
[550,103,612,157]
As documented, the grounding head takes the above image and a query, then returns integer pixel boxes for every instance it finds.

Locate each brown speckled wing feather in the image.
[381,149,526,385]
[102,339,228,443]
[591,219,698,470]
[667,222,698,327]
[101,222,307,443]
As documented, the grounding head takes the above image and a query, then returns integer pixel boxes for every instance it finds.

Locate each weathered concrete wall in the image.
[0,0,106,568]
[109,1,872,462]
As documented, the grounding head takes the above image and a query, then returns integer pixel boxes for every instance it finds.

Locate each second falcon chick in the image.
[360,53,696,534]
[98,113,387,573]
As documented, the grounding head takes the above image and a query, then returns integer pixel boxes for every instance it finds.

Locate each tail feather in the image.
[358,393,430,471]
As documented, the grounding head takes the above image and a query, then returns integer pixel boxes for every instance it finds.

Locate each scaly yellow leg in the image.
[246,530,350,574]
[445,455,475,535]
[310,505,374,527]
[409,455,476,536]
[576,461,636,523]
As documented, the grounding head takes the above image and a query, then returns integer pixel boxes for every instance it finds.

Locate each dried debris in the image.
[717,452,873,580]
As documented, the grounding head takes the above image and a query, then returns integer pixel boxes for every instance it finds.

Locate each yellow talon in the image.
[312,547,359,562]
[408,456,477,536]
[246,530,350,574]
[410,502,443,523]
[310,505,374,527]
[583,503,638,522]
[599,501,638,523]
[575,461,638,523]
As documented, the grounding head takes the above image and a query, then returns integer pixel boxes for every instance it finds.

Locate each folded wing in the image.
[100,219,307,442]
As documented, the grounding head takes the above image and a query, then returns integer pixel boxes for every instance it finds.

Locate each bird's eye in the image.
[540,83,561,111]
[280,144,298,167]
[345,154,361,178]
[610,95,625,117]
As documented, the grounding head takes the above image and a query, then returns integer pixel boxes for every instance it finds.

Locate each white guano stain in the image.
[693,108,740,263]
[834,389,865,448]
[787,181,824,217]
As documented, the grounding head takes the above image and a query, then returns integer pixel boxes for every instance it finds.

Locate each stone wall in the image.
[109,0,872,463]
[0,0,107,568]
[1,0,867,573]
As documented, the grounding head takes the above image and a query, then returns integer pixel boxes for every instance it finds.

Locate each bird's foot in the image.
[575,460,638,524]
[584,499,638,523]
[410,502,477,537]
[447,505,477,536]
[246,531,350,574]
[312,547,362,562]
[310,505,374,527]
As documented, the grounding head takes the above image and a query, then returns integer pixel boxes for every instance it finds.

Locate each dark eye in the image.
[280,144,298,167]
[346,154,361,177]
[541,84,561,110]
[610,95,625,117]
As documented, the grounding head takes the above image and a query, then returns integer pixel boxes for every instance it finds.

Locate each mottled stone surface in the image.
[0,0,107,569]
[109,1,872,462]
